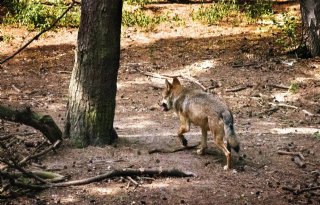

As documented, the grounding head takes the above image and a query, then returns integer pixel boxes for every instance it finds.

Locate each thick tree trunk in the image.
[300,0,320,57]
[65,0,122,147]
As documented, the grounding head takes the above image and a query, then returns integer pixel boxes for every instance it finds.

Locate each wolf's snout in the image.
[160,102,169,111]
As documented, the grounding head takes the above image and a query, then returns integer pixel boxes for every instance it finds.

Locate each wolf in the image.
[161,77,240,170]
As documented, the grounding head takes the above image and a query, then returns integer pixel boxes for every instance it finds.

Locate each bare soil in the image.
[1,2,320,205]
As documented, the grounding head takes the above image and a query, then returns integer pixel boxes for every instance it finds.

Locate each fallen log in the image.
[0,105,62,144]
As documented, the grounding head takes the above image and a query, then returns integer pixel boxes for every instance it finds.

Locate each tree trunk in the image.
[65,0,122,147]
[300,0,320,57]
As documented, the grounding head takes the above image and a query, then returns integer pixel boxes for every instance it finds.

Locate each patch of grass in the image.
[122,9,169,29]
[192,0,241,25]
[192,0,274,25]
[2,34,14,43]
[125,0,153,6]
[288,82,299,94]
[3,0,80,30]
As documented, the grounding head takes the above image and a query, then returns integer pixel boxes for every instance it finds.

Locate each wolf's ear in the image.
[172,77,181,87]
[165,79,171,90]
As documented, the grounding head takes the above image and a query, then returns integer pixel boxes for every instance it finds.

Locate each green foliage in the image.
[3,0,80,30]
[192,0,241,25]
[314,131,320,140]
[2,34,14,43]
[125,0,152,6]
[192,0,274,25]
[288,82,299,93]
[122,9,169,29]
[244,0,273,20]
[274,13,300,50]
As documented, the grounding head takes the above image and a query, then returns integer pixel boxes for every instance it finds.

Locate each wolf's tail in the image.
[222,110,240,153]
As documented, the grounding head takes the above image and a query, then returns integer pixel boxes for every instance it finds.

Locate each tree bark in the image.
[65,0,122,147]
[300,0,320,57]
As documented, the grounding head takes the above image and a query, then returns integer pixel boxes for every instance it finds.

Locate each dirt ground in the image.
[1,2,320,205]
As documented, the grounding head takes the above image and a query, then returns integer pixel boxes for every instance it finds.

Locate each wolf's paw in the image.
[223,165,230,171]
[181,137,188,147]
[196,148,206,155]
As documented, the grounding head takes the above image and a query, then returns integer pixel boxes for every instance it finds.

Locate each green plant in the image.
[2,34,14,43]
[244,0,273,20]
[274,13,300,49]
[125,0,152,6]
[192,0,241,25]
[122,9,169,29]
[3,0,80,30]
[288,82,299,93]
[313,131,320,140]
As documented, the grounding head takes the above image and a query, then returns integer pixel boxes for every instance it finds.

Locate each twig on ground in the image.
[18,140,61,166]
[277,150,305,160]
[0,156,50,185]
[0,132,35,141]
[282,186,320,195]
[269,103,320,117]
[19,168,196,189]
[225,84,253,92]
[232,62,256,68]
[148,143,200,154]
[269,102,298,109]
[267,84,290,90]
[126,176,139,188]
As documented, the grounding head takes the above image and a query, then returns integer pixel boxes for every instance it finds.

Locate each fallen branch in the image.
[269,102,298,109]
[269,103,320,117]
[232,62,256,68]
[19,168,196,189]
[0,0,76,64]
[18,140,61,166]
[0,132,36,141]
[225,84,253,92]
[277,150,305,160]
[0,170,65,183]
[0,105,62,144]
[148,143,200,154]
[0,155,49,185]
[282,186,320,195]
[267,84,289,90]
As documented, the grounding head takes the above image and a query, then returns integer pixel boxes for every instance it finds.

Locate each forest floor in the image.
[1,2,320,205]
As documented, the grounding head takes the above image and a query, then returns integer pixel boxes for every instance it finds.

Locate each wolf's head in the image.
[161,77,182,111]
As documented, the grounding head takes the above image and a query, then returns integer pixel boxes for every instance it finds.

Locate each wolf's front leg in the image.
[178,114,190,146]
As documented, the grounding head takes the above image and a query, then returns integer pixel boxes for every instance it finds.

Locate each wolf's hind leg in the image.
[209,118,231,170]
[197,128,207,155]
[178,114,190,146]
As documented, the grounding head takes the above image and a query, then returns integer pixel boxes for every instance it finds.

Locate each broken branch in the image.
[22,168,196,189]
[148,143,200,154]
[277,150,305,160]
[0,105,62,144]
[225,84,253,92]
